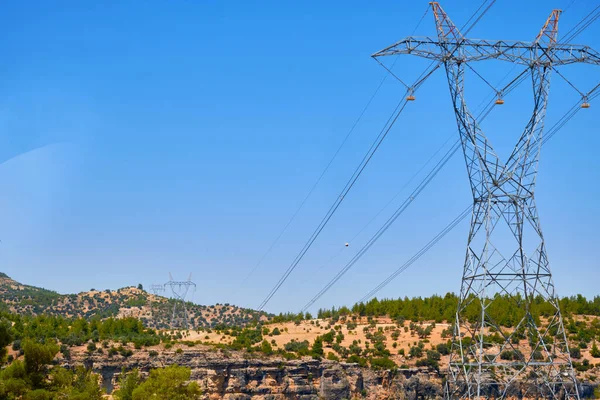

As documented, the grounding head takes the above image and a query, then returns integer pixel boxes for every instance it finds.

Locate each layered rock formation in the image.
[66,348,444,399]
[62,347,598,399]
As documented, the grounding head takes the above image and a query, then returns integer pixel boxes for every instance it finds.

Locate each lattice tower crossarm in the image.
[374,3,599,399]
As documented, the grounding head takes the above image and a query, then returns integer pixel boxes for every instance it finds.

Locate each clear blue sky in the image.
[0,1,598,314]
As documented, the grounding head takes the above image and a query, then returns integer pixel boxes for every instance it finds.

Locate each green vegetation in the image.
[319,293,600,324]
[3,313,161,349]
[0,340,103,399]
[113,365,201,400]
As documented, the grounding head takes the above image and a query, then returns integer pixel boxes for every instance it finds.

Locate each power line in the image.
[300,140,463,313]
[242,3,444,286]
[560,5,600,44]
[256,94,412,311]
[240,61,396,285]
[299,65,532,312]
[256,0,498,312]
[358,205,472,304]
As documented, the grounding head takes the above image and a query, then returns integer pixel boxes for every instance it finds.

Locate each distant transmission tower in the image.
[148,284,166,325]
[165,273,196,329]
[374,3,599,399]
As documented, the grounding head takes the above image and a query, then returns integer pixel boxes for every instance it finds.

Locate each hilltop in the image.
[0,273,268,328]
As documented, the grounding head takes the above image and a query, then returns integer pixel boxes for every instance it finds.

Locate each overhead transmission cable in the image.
[358,205,473,303]
[240,60,396,285]
[560,5,600,44]
[242,4,432,286]
[257,0,497,312]
[300,64,532,312]
[256,93,412,311]
[298,126,456,282]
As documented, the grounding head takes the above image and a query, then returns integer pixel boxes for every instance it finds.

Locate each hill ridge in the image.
[0,272,268,328]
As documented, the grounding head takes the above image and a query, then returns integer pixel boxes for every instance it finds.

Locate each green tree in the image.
[260,340,273,355]
[131,365,201,400]
[590,341,600,358]
[114,368,141,400]
[409,345,423,358]
[87,341,97,354]
[0,360,29,398]
[23,340,59,388]
[0,319,13,362]
[311,337,324,359]
[70,366,104,399]
[322,330,335,345]
[137,284,143,291]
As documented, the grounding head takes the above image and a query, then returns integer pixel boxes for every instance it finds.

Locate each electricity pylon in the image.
[148,284,166,326]
[165,273,196,329]
[373,3,599,399]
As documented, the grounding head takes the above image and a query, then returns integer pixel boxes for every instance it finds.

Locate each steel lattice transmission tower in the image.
[165,273,196,329]
[148,284,166,325]
[373,2,599,399]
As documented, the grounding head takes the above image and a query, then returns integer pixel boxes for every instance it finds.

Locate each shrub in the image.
[409,346,423,358]
[370,357,396,370]
[569,347,581,359]
[347,355,368,367]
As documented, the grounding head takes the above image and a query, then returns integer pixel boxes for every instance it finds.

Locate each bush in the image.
[569,347,581,359]
[347,355,368,367]
[590,342,600,358]
[284,340,309,355]
[436,343,450,355]
[259,340,273,355]
[87,342,97,353]
[131,365,201,399]
[370,357,396,370]
[409,346,423,358]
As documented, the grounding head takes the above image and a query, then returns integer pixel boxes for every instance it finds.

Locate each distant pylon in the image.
[148,284,166,325]
[373,2,600,399]
[165,273,196,329]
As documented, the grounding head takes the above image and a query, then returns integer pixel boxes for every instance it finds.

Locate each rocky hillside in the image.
[67,347,444,399]
[59,342,598,399]
[0,273,268,328]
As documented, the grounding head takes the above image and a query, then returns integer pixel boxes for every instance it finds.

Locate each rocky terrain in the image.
[65,346,443,399]
[61,345,600,399]
[0,273,268,328]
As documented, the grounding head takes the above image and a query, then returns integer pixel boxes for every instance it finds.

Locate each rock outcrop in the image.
[64,348,443,399]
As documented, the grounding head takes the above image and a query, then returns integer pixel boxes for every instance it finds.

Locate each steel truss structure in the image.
[374,3,599,399]
[165,273,196,329]
[148,284,166,324]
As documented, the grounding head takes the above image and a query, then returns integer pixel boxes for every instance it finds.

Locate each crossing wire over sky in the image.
[240,5,434,286]
[300,67,530,313]
[256,0,499,312]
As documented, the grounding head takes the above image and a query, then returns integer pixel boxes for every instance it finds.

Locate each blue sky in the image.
[0,0,598,314]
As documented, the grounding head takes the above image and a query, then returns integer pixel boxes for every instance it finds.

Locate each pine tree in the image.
[591,341,600,358]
